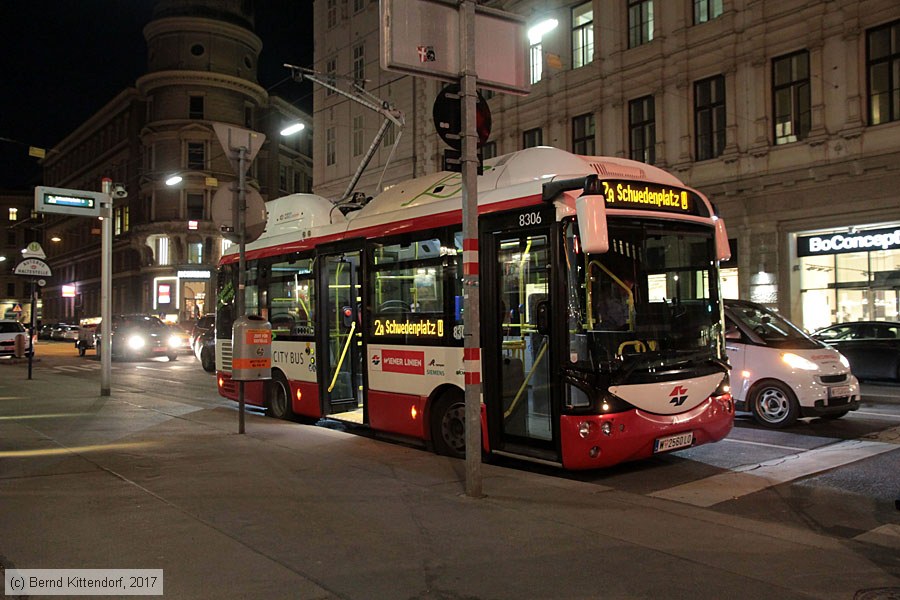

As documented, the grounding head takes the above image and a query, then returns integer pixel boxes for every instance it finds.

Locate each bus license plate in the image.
[654,432,693,453]
[828,385,851,398]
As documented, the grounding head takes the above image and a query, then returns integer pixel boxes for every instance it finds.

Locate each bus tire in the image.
[268,372,294,420]
[430,388,466,459]
[750,379,799,428]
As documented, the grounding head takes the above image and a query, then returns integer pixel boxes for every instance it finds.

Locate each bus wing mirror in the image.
[575,194,609,254]
[715,218,731,261]
[536,300,551,336]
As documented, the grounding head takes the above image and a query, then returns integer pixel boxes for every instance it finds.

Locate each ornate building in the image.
[40,0,312,325]
[313,0,900,331]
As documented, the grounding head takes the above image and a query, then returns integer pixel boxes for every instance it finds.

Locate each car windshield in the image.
[728,302,820,349]
[564,218,725,380]
[116,316,166,330]
[0,322,25,333]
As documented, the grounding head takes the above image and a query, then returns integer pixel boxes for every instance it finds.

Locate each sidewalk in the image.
[1,370,898,599]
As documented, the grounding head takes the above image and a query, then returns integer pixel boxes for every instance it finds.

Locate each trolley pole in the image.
[460,0,483,498]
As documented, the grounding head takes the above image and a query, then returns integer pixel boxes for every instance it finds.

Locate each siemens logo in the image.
[798,228,900,256]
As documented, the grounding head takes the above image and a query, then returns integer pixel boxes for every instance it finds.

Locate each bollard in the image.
[14,333,26,358]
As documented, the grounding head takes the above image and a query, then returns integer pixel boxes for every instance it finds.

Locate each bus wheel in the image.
[268,373,293,420]
[750,380,799,428]
[431,389,466,458]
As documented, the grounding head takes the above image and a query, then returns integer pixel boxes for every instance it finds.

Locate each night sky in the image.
[0,1,314,191]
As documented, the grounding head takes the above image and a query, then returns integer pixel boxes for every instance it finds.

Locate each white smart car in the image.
[724,299,860,428]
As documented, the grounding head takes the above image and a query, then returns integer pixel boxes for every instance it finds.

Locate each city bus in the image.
[215,146,734,469]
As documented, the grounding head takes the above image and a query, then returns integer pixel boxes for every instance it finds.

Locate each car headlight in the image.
[168,335,181,348]
[838,353,850,369]
[781,352,818,371]
[127,335,146,350]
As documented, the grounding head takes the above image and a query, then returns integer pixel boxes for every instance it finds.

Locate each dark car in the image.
[95,315,179,361]
[812,321,900,382]
[193,326,216,372]
[190,314,215,353]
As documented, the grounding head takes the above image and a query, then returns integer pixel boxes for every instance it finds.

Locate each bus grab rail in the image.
[328,320,357,393]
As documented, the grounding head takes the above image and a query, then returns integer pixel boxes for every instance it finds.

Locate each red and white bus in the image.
[215,147,734,469]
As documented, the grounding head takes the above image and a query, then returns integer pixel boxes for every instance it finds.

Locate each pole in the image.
[27,278,35,380]
[237,147,247,434]
[100,178,113,396]
[460,0,483,498]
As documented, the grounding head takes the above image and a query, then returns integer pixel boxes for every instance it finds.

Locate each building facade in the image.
[313,0,900,331]
[0,191,40,322]
[40,0,312,326]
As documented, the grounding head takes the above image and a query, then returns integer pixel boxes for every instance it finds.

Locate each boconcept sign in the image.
[797,227,900,257]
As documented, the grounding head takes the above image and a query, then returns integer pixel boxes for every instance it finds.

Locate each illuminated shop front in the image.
[153,269,212,323]
[795,224,900,332]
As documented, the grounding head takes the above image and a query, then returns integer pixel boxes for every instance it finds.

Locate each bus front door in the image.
[483,223,558,463]
[319,250,366,423]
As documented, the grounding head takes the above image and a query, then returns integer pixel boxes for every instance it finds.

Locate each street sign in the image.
[380,0,529,95]
[213,123,266,175]
[34,186,104,217]
[22,242,46,259]
[211,184,267,243]
[14,258,52,277]
[433,83,491,150]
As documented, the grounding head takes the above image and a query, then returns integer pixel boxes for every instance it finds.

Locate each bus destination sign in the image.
[597,180,708,217]
[34,186,104,217]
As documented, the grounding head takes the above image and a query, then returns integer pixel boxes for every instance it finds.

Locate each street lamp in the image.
[165,174,183,186]
[280,122,305,136]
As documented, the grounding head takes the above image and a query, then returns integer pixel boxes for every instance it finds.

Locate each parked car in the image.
[812,321,900,382]
[41,323,68,340]
[52,324,81,341]
[190,314,215,353]
[193,326,216,372]
[0,320,31,357]
[95,315,179,361]
[724,299,860,428]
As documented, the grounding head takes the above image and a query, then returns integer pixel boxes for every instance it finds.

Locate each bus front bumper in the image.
[559,394,734,470]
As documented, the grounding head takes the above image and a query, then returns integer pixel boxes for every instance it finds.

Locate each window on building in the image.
[7,230,16,246]
[695,75,726,160]
[221,238,233,255]
[6,282,14,297]
[628,0,654,48]
[353,115,364,157]
[383,121,395,147]
[326,127,336,166]
[629,95,656,164]
[8,207,17,222]
[326,58,336,96]
[188,242,203,264]
[572,2,593,69]
[187,142,205,169]
[189,95,204,119]
[353,44,365,82]
[244,105,253,129]
[482,141,497,160]
[867,20,900,126]
[293,172,301,193]
[327,0,337,28]
[530,41,543,84]
[694,0,723,25]
[155,236,170,266]
[187,193,204,220]
[572,113,595,155]
[114,207,123,235]
[279,164,289,192]
[773,51,811,144]
[123,206,129,232]
[354,0,365,13]
[523,128,543,149]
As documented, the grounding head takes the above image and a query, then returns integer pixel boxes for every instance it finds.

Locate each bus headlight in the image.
[127,335,146,350]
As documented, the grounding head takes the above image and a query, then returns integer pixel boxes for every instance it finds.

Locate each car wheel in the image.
[200,346,215,372]
[750,379,799,428]
[430,388,466,458]
[267,372,293,420]
[167,352,177,361]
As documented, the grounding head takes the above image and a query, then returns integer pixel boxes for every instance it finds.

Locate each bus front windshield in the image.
[564,218,725,380]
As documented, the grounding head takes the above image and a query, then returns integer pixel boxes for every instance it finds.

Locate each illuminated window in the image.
[188,242,203,264]
[867,20,900,125]
[629,95,655,164]
[694,0,723,24]
[628,0,654,48]
[530,41,543,84]
[695,75,726,159]
[773,51,810,144]
[572,114,595,155]
[155,236,170,266]
[572,2,593,69]
[8,207,17,222]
